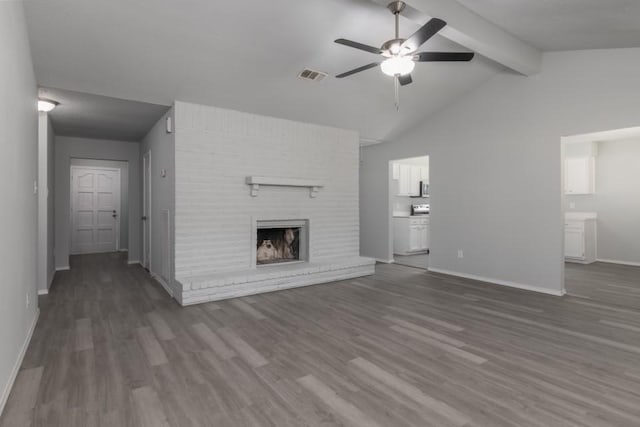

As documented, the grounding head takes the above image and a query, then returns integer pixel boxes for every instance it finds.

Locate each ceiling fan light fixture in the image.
[380,56,415,77]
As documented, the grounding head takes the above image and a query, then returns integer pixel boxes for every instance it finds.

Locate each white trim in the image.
[375,258,395,264]
[55,266,70,271]
[118,248,129,252]
[151,272,174,297]
[127,260,141,265]
[597,259,640,267]
[37,289,48,295]
[245,176,324,198]
[0,309,39,417]
[142,150,151,270]
[428,267,565,296]
[47,268,55,290]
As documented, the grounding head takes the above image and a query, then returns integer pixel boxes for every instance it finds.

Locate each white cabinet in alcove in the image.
[564,217,597,264]
[565,157,595,195]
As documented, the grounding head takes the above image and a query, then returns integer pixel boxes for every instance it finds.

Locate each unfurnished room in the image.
[2,0,640,426]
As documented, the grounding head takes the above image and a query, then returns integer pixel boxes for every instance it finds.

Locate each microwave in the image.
[420,181,429,197]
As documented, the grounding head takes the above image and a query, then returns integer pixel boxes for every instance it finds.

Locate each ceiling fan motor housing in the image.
[381,38,411,57]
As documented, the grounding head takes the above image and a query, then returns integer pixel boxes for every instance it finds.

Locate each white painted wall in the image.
[140,108,176,294]
[566,138,640,264]
[54,136,140,268]
[37,113,56,294]
[0,2,39,416]
[361,48,640,295]
[173,101,362,281]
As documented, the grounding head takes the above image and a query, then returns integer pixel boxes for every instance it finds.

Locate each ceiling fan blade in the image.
[335,62,380,78]
[397,74,413,86]
[334,38,382,55]
[400,18,447,52]
[414,52,475,62]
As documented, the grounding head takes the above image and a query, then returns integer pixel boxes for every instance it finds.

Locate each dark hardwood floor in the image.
[2,253,640,426]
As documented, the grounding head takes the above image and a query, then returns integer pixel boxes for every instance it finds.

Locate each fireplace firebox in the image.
[255,220,308,266]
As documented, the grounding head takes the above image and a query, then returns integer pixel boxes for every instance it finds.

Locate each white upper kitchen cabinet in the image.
[419,166,428,184]
[565,157,595,195]
[396,164,422,196]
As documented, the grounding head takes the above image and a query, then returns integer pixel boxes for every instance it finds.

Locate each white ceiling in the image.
[24,0,501,142]
[454,0,640,51]
[39,87,169,141]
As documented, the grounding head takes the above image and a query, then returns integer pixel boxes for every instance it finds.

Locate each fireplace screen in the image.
[256,227,301,265]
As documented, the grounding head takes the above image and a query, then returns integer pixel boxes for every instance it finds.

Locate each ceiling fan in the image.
[334,1,474,107]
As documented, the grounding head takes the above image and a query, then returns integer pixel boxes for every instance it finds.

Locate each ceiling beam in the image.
[369,0,542,76]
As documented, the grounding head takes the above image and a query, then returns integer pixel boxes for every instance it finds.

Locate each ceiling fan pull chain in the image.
[394,76,400,111]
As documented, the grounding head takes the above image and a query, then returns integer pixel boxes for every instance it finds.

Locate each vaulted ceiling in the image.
[23,0,640,142]
[454,0,640,51]
[24,0,502,141]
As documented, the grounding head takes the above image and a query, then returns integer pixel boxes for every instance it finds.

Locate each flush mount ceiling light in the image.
[37,99,58,112]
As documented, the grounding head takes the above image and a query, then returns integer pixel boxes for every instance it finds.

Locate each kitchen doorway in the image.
[389,155,430,270]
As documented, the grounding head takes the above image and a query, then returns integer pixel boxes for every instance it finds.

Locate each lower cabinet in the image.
[564,219,596,264]
[394,217,429,255]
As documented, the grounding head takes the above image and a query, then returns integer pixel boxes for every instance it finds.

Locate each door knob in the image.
[141,216,147,220]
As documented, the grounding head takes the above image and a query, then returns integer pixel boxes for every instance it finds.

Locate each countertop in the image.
[565,212,597,221]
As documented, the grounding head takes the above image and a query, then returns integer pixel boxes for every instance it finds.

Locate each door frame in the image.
[388,155,430,266]
[143,150,152,270]
[69,165,122,254]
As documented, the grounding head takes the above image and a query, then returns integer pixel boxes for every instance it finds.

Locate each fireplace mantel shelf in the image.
[246,176,324,198]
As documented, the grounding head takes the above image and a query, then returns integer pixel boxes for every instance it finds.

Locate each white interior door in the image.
[71,166,121,254]
[143,151,151,269]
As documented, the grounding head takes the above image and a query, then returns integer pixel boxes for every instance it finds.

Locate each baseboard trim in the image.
[150,272,174,298]
[47,269,55,290]
[374,258,395,264]
[0,308,39,417]
[55,266,70,271]
[427,267,565,296]
[37,289,48,295]
[597,259,640,267]
[127,260,141,265]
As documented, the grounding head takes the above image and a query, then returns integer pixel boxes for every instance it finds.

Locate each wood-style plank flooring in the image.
[565,261,640,310]
[2,253,640,426]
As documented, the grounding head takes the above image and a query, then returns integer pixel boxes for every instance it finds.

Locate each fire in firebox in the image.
[256,228,300,264]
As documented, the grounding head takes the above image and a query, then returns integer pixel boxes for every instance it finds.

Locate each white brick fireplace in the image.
[173,101,375,305]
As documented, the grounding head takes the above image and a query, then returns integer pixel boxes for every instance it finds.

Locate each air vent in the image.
[298,68,327,82]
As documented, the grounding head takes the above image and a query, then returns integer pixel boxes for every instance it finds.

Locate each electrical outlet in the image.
[457,250,464,259]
